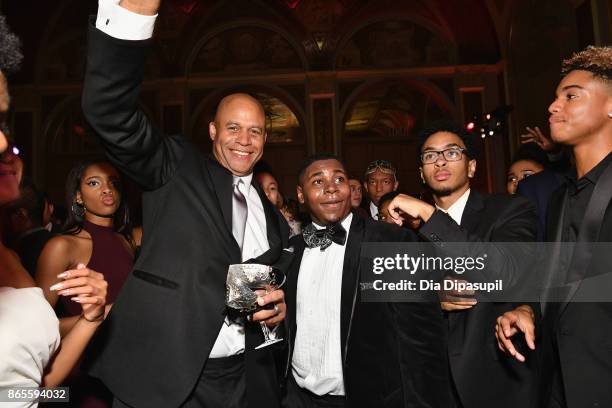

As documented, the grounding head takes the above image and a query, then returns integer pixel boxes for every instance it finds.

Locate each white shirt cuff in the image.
[95,0,157,40]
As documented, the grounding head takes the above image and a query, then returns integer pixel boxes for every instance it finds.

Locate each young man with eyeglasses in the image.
[363,159,399,220]
[386,122,538,408]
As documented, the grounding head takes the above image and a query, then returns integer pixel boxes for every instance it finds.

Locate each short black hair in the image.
[416,121,477,162]
[253,160,275,177]
[297,153,346,185]
[0,14,23,75]
[379,191,401,208]
[510,143,549,167]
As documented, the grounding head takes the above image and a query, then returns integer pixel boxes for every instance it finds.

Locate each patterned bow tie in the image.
[302,222,347,251]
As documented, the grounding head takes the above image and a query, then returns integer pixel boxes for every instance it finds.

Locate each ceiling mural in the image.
[337,20,454,69]
[344,83,451,139]
[256,93,302,144]
[190,26,303,73]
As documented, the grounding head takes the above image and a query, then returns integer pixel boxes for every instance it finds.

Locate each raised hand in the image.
[520,126,559,152]
[439,276,477,311]
[387,194,435,225]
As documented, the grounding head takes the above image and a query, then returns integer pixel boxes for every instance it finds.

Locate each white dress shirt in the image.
[435,188,471,225]
[94,0,270,360]
[209,173,270,358]
[292,213,353,396]
[369,202,378,219]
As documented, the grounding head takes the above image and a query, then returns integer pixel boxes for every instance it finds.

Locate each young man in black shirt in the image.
[496,45,612,408]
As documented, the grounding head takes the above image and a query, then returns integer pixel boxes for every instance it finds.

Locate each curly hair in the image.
[0,14,23,75]
[416,120,479,161]
[561,46,612,83]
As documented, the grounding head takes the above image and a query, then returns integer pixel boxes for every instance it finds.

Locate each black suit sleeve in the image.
[82,20,183,190]
[378,226,450,407]
[391,301,450,408]
[418,196,537,287]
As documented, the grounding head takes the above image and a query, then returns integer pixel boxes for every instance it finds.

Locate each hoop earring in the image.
[72,201,86,218]
[608,112,612,118]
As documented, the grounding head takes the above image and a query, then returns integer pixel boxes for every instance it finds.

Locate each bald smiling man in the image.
[81,1,293,407]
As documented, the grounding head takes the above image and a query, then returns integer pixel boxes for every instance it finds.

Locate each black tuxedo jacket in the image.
[539,163,612,408]
[285,213,450,407]
[517,169,564,241]
[418,190,538,408]
[81,22,291,408]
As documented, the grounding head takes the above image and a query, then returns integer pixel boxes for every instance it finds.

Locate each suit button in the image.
[559,328,571,336]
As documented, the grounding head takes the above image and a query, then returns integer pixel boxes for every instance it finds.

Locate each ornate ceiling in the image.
[4,0,506,83]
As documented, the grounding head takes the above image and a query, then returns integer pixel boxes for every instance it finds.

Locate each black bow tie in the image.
[302,222,347,251]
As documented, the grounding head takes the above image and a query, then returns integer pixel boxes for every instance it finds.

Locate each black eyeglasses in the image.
[420,148,466,164]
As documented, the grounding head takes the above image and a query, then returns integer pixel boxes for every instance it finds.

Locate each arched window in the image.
[341,80,454,195]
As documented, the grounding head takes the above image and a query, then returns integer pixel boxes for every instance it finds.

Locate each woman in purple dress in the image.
[36,160,141,407]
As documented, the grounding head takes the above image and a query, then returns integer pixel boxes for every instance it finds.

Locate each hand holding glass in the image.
[226,263,286,349]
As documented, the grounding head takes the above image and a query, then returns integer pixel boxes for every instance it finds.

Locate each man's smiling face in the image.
[209,93,267,176]
[297,159,351,226]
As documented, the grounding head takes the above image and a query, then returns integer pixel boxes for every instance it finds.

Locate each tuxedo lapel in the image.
[540,189,568,316]
[201,157,241,262]
[459,190,484,233]
[244,182,283,265]
[286,237,306,377]
[340,213,365,364]
[287,238,306,330]
[254,182,280,244]
[557,160,612,315]
[446,190,483,356]
[206,156,234,235]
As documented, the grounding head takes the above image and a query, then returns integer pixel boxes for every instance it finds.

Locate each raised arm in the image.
[82,0,182,190]
[388,193,537,286]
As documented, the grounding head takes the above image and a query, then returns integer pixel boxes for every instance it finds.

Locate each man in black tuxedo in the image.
[81,1,291,407]
[496,46,612,408]
[282,153,449,408]
[387,123,538,408]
